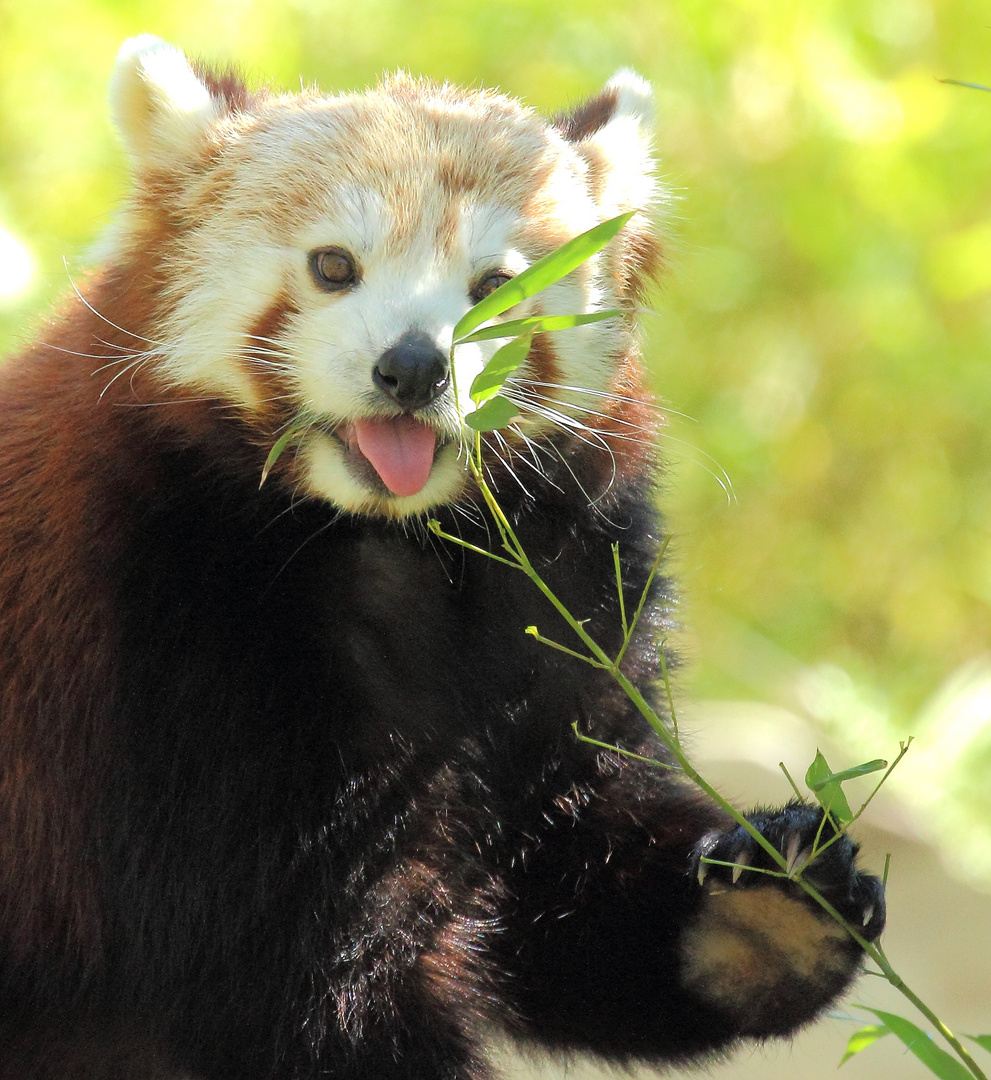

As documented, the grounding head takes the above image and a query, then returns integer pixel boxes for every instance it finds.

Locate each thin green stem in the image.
[446,328,985,1080]
[615,535,669,669]
[426,520,523,571]
[657,646,678,741]
[779,761,805,802]
[870,953,988,1080]
[794,741,915,868]
[612,542,629,641]
[460,452,795,874]
[847,740,913,828]
[785,883,986,1078]
[571,723,676,770]
[526,627,608,668]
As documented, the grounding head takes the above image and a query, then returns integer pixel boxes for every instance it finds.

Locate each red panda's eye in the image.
[310,248,359,291]
[471,271,513,304]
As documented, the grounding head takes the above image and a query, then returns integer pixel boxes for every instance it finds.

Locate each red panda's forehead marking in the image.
[227,84,572,250]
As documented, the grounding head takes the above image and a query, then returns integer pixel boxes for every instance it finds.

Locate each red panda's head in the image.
[106,37,662,518]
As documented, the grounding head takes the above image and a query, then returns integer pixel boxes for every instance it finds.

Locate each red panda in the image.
[0,37,883,1080]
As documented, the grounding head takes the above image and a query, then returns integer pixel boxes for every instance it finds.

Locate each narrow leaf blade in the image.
[260,426,303,488]
[965,1035,991,1054]
[805,750,854,824]
[826,759,888,785]
[453,211,635,341]
[805,749,832,791]
[465,395,521,432]
[839,1023,890,1066]
[458,309,623,344]
[470,333,534,406]
[860,1008,974,1080]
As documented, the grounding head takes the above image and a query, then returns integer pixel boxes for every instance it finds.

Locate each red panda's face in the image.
[108,39,660,518]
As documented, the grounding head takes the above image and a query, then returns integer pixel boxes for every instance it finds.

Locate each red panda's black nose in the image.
[373,331,450,411]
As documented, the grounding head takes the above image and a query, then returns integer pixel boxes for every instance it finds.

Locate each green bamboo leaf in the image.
[465,395,521,432]
[260,426,304,488]
[470,332,534,406]
[860,1008,974,1080]
[839,1023,890,1065]
[457,309,623,344]
[452,211,635,342]
[805,750,854,824]
[825,759,888,785]
[965,1035,991,1054]
[805,750,831,790]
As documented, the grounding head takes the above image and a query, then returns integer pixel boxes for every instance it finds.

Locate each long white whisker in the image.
[479,396,622,517]
[38,343,145,365]
[240,356,295,371]
[239,342,294,358]
[510,388,651,444]
[509,383,736,502]
[652,432,736,500]
[522,379,697,424]
[502,428,564,493]
[99,357,150,400]
[450,498,486,531]
[94,336,149,354]
[240,344,293,357]
[506,398,620,459]
[484,431,535,500]
[541,436,624,521]
[63,261,166,348]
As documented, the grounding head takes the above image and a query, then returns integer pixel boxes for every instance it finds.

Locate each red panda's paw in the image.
[691,802,886,939]
[679,803,885,1038]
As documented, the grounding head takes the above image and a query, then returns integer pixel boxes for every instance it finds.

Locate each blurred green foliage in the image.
[1,0,989,873]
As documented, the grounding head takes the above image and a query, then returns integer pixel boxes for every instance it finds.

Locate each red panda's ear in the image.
[554,70,657,219]
[554,70,653,143]
[109,36,226,172]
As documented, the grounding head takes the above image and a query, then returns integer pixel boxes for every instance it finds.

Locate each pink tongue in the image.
[351,416,437,497]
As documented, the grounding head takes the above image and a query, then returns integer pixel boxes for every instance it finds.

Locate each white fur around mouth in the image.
[328,417,443,498]
[301,420,464,516]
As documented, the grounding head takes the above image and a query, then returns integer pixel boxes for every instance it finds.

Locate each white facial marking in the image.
[157,223,291,406]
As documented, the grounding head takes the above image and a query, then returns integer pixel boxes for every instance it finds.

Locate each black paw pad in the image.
[689,802,886,942]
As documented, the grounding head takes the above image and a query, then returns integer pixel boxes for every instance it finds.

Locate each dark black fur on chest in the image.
[100,441,670,1075]
[0,420,887,1080]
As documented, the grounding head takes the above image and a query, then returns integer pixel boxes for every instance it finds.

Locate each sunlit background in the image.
[1,1,989,1076]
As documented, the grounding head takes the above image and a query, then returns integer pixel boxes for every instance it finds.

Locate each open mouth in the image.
[333,415,440,498]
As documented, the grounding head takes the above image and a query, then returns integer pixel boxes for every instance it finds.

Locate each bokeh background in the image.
[1,1,989,1077]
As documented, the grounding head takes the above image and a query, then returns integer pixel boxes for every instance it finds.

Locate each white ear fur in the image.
[584,70,656,216]
[603,69,654,130]
[110,36,220,170]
